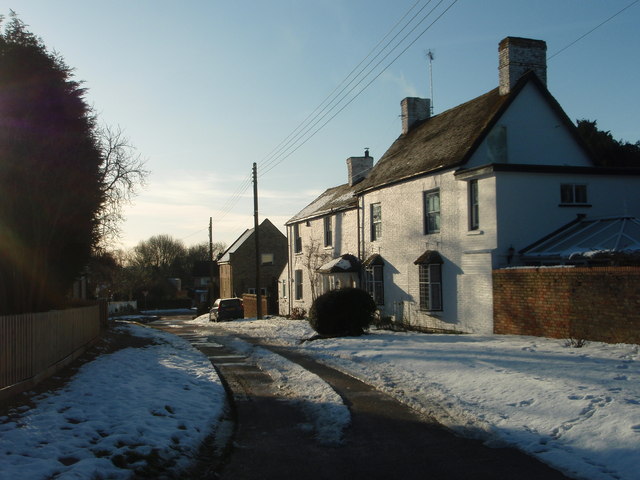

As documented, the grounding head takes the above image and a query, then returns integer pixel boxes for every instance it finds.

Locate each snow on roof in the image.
[522,216,640,259]
[287,183,357,224]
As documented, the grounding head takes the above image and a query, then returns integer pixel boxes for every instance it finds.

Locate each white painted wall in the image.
[468,82,592,169]
[360,169,499,333]
[279,208,359,316]
[358,164,640,334]
[494,171,640,266]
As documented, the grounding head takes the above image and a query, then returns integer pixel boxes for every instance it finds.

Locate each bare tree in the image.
[131,234,187,278]
[96,125,149,249]
[300,236,331,302]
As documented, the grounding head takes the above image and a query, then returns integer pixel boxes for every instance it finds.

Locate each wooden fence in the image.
[0,305,102,399]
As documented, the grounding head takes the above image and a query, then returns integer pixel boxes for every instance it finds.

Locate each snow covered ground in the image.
[1,314,638,480]
[0,322,226,479]
[186,315,640,480]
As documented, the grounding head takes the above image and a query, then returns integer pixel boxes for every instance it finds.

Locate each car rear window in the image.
[221,299,241,307]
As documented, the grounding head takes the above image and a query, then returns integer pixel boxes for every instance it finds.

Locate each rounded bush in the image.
[308,287,376,336]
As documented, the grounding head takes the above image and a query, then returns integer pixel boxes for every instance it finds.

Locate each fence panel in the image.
[0,306,101,393]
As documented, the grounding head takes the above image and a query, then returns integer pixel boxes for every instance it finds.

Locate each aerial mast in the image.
[426,49,435,115]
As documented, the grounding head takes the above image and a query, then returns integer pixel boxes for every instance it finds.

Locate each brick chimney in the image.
[499,37,547,95]
[347,149,374,186]
[401,97,431,134]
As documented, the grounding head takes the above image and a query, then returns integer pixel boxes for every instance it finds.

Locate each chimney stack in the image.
[499,37,547,95]
[401,97,431,134]
[347,150,373,186]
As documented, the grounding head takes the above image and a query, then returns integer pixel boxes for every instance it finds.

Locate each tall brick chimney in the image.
[347,149,373,186]
[498,37,547,95]
[401,97,431,134]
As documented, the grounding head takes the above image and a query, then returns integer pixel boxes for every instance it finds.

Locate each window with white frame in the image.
[560,184,588,205]
[294,269,303,300]
[323,216,332,247]
[366,265,384,305]
[424,189,440,234]
[293,223,302,253]
[416,252,443,312]
[371,203,382,241]
[468,179,479,231]
[261,253,274,265]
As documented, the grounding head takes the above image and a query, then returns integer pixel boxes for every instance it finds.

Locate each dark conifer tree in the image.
[0,13,103,313]
[577,119,640,168]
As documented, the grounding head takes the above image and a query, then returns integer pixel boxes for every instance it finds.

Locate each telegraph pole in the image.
[253,163,262,319]
[209,217,214,305]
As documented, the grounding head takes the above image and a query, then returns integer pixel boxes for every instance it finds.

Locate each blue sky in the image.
[8,1,640,250]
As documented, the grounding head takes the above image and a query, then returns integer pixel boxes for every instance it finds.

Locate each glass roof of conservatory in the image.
[521,216,640,260]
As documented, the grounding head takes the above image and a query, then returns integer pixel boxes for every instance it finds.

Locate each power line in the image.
[258,0,427,174]
[260,0,459,176]
[260,0,452,175]
[208,0,456,229]
[259,0,438,174]
[549,0,639,60]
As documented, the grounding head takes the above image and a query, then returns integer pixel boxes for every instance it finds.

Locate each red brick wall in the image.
[493,267,640,344]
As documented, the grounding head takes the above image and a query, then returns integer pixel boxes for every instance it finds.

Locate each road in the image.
[152,316,571,480]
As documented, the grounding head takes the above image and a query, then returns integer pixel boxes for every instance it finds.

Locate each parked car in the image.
[209,298,244,322]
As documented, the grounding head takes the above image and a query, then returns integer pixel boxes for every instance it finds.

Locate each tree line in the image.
[91,236,225,310]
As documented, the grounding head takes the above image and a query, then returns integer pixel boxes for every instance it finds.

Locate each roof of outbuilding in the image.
[286,182,358,225]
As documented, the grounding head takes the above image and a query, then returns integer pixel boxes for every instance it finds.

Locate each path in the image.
[153,319,571,479]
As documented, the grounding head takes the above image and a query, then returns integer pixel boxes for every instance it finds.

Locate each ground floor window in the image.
[418,263,442,311]
[294,269,303,300]
[366,265,384,305]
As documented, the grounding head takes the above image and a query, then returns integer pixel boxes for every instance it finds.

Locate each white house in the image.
[280,37,640,333]
[278,153,370,316]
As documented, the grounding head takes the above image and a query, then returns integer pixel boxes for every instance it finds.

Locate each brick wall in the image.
[493,267,640,344]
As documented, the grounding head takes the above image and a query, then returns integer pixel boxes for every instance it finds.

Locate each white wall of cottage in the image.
[467,82,592,169]
[359,169,498,333]
[494,171,640,263]
[278,208,359,316]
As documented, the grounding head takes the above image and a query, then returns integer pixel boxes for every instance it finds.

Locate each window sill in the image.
[467,230,484,236]
[558,203,592,208]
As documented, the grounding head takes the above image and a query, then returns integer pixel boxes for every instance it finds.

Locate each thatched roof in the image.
[354,86,512,193]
